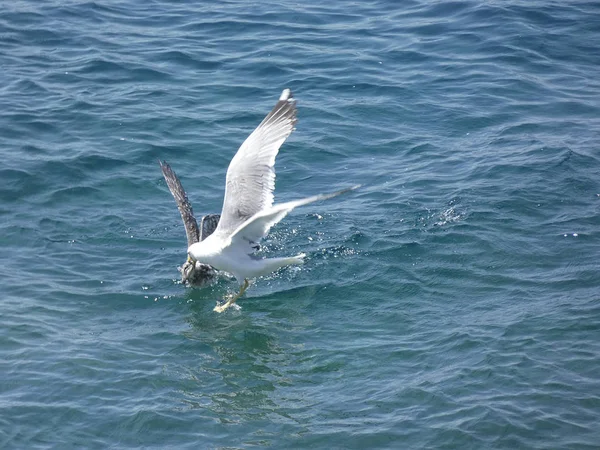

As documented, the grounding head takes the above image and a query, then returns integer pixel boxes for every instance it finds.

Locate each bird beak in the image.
[187,254,194,265]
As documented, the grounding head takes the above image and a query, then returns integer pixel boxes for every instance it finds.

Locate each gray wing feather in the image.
[199,214,220,241]
[214,89,297,237]
[159,160,200,247]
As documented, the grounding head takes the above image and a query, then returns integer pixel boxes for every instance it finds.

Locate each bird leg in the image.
[214,279,249,313]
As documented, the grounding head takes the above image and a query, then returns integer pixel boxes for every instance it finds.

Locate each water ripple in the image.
[1,0,600,448]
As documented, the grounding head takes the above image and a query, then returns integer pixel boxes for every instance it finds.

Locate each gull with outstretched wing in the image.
[187,89,358,312]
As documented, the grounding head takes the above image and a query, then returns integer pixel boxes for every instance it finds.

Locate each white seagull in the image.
[187,89,358,312]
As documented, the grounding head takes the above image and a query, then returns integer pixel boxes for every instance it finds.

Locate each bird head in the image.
[180,254,217,287]
[187,241,212,265]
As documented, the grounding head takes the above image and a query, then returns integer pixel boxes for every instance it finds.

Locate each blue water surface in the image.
[1,1,600,448]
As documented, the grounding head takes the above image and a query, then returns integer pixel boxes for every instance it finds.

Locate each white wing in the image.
[227,185,360,250]
[214,89,297,237]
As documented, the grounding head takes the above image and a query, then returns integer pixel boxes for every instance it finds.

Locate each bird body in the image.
[188,188,356,287]
[190,232,305,284]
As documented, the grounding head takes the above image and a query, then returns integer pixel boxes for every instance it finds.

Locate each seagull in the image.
[159,160,221,286]
[187,89,359,312]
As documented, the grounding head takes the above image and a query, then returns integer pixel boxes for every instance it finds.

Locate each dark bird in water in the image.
[159,160,220,286]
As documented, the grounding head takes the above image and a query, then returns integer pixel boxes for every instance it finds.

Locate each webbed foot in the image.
[213,279,249,313]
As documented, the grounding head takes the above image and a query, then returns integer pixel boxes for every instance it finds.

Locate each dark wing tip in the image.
[259,88,298,131]
[159,160,174,176]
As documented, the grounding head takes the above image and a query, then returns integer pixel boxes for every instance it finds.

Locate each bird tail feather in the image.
[255,253,305,277]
